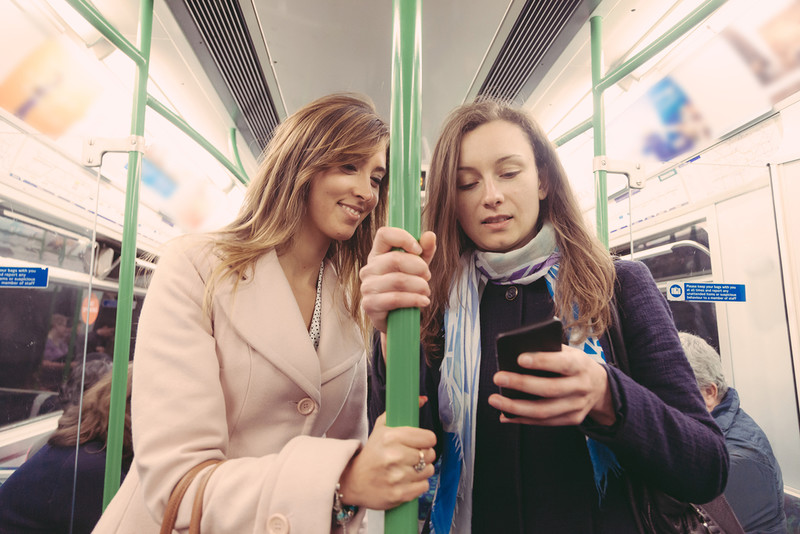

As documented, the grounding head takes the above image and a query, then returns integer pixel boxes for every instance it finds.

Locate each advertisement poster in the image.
[0,37,101,138]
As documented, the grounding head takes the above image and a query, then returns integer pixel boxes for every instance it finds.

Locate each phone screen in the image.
[494,317,564,414]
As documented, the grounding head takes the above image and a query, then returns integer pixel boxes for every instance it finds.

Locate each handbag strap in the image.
[605,289,629,375]
[605,292,648,534]
[698,493,745,534]
[160,459,224,534]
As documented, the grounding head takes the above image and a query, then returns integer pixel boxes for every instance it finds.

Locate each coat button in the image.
[505,285,519,301]
[297,398,316,415]
[267,513,290,534]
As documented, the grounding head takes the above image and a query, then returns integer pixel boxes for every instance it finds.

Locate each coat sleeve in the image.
[582,260,729,504]
[131,237,365,534]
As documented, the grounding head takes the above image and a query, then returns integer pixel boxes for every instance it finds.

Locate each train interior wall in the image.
[0,1,799,532]
[606,97,800,492]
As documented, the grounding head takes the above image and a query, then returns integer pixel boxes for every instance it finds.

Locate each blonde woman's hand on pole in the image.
[360,227,436,334]
[337,413,436,510]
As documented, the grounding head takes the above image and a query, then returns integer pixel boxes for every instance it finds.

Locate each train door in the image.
[769,155,800,487]
[610,155,800,495]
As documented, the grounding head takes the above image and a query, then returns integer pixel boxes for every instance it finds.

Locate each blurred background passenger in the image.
[681,332,786,534]
[57,357,113,408]
[43,313,70,363]
[30,357,114,456]
[0,365,133,534]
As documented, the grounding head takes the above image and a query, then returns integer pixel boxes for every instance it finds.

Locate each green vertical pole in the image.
[385,0,422,532]
[102,0,153,508]
[590,16,609,249]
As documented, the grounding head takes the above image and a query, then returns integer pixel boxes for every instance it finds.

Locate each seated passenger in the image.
[57,357,113,408]
[29,358,114,456]
[680,332,787,534]
[0,365,133,534]
[43,313,70,362]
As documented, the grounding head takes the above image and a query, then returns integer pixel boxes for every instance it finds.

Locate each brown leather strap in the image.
[700,493,745,534]
[189,461,224,533]
[160,459,223,534]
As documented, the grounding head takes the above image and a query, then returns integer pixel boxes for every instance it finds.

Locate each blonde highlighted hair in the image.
[204,93,390,336]
[422,100,615,360]
[49,365,133,458]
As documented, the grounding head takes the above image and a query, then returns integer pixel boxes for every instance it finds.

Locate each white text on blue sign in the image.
[667,282,746,302]
[0,267,49,288]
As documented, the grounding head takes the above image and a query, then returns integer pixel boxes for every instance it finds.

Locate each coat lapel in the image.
[215,251,365,403]
[216,250,321,403]
[317,261,364,383]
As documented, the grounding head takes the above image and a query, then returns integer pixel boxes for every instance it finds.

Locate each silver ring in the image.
[413,450,426,472]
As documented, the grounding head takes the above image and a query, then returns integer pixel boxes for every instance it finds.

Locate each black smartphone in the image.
[494,317,564,415]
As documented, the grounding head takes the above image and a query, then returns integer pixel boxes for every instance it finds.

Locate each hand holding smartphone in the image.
[494,317,564,416]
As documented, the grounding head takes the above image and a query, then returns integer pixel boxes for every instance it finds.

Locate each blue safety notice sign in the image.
[0,266,49,288]
[667,282,745,302]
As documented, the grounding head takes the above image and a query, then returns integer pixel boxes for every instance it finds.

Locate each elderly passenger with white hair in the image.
[680,332,786,534]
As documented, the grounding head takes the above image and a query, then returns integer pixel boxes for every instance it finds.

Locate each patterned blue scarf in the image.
[430,223,622,533]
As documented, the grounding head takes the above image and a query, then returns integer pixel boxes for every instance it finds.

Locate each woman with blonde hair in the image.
[95,93,435,534]
[0,365,132,534]
[362,99,728,533]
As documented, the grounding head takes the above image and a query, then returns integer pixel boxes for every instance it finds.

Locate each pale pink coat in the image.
[94,235,367,534]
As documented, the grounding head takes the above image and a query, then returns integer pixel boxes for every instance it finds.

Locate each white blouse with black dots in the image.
[309,262,323,350]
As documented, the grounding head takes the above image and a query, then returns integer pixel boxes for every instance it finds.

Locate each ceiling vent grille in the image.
[181,0,279,151]
[479,0,583,103]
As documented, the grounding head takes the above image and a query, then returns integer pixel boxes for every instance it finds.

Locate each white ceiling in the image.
[245,0,518,164]
[79,0,720,168]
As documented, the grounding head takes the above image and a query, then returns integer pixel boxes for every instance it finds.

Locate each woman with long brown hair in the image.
[361,99,728,533]
[95,94,435,534]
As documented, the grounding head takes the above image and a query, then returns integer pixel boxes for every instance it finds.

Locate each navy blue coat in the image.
[369,260,728,533]
[0,441,131,534]
[712,388,786,534]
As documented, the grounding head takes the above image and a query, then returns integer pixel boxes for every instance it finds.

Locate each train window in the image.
[612,220,720,353]
[611,221,712,282]
[0,208,92,274]
[0,282,142,434]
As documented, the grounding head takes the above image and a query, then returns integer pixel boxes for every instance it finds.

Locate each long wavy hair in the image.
[422,100,615,360]
[204,93,390,337]
[49,365,133,458]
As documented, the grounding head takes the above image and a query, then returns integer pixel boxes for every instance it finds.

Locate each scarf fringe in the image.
[587,438,623,503]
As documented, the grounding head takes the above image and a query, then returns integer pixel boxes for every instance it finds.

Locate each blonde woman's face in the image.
[455,120,546,253]
[303,146,386,245]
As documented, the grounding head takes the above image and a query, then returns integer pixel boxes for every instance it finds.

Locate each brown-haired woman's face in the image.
[454,120,546,253]
[302,145,386,244]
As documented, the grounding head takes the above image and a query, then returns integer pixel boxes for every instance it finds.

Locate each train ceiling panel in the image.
[164,0,282,156]
[477,0,591,104]
[162,0,597,164]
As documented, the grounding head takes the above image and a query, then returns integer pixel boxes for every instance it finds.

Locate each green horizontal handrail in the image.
[64,0,145,67]
[553,117,592,147]
[147,96,250,185]
[63,0,249,186]
[557,0,729,153]
[595,0,729,95]
[229,127,247,179]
